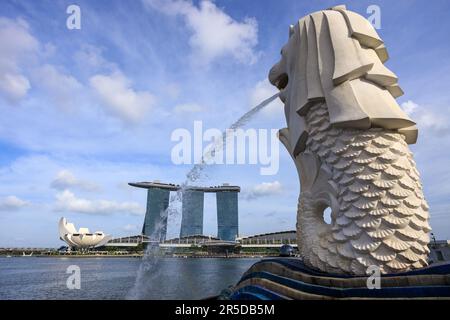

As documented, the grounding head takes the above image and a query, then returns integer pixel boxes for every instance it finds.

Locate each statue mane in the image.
[269,5,417,157]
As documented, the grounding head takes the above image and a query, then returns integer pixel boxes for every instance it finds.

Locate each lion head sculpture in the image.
[269,5,431,275]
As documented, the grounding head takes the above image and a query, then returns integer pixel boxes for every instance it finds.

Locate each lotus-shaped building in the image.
[58,217,111,249]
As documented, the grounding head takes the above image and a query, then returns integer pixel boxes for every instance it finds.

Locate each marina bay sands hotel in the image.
[129,181,240,242]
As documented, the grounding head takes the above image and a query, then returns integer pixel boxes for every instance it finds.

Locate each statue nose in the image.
[269,62,288,90]
[269,61,283,86]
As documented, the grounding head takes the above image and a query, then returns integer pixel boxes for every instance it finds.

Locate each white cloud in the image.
[0,17,82,108]
[244,181,282,200]
[0,73,31,103]
[250,79,283,115]
[401,100,449,133]
[173,102,203,113]
[50,170,99,192]
[0,17,38,103]
[32,64,82,110]
[90,72,155,123]
[123,224,139,232]
[0,18,38,59]
[0,195,29,211]
[54,190,144,216]
[144,0,258,65]
[401,100,418,116]
[165,83,181,99]
[74,44,115,71]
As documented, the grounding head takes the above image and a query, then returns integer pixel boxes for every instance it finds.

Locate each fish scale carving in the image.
[296,103,430,274]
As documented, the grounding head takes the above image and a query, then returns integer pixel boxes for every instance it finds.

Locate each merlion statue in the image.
[269,5,431,275]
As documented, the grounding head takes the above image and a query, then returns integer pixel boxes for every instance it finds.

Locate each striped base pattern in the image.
[224,258,450,300]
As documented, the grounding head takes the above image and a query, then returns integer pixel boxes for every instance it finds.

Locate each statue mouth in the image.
[274,73,288,90]
[268,62,288,91]
[268,65,290,150]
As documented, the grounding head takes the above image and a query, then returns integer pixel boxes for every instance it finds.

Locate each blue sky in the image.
[1,0,450,247]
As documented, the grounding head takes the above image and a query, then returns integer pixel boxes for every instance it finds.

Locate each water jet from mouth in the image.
[127,92,279,299]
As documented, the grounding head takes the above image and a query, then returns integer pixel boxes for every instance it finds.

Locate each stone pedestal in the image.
[221,258,450,300]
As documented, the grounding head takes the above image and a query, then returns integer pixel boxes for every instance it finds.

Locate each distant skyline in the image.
[1,0,450,247]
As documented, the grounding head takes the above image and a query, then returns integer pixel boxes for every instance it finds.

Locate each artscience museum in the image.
[58,217,111,249]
